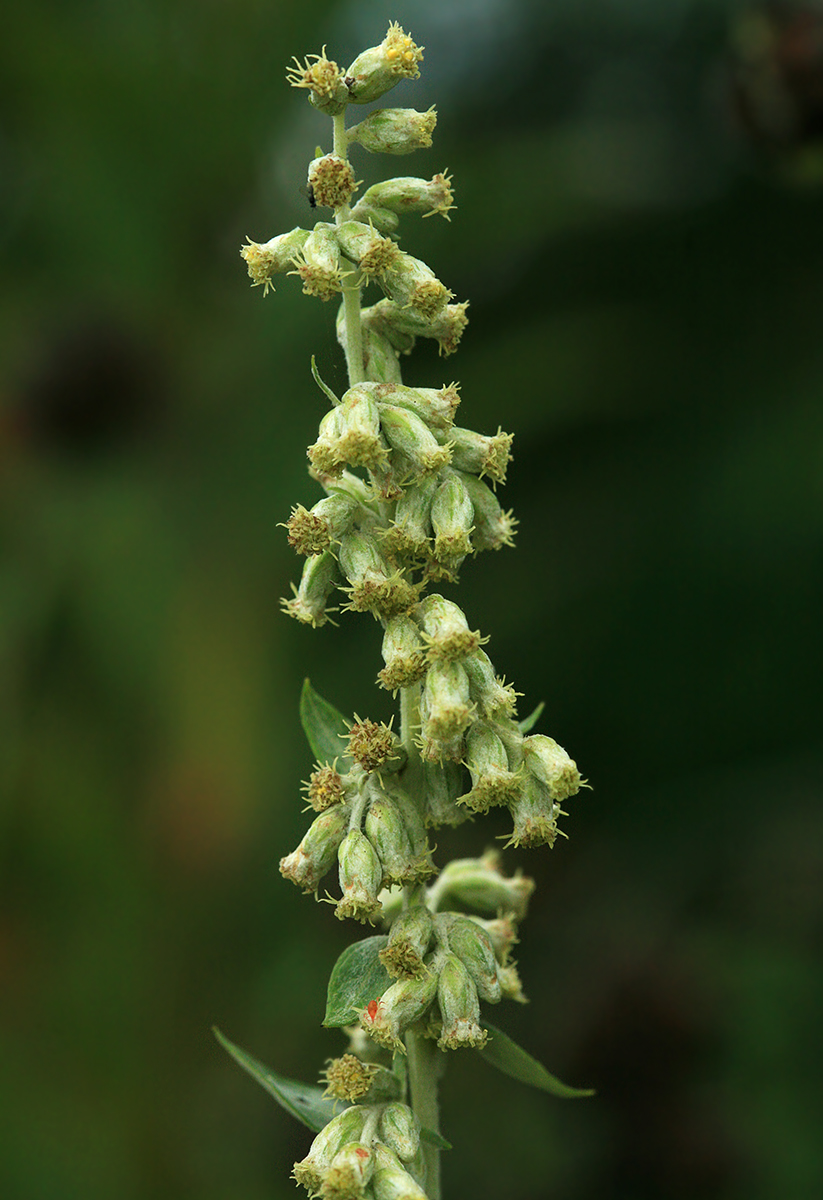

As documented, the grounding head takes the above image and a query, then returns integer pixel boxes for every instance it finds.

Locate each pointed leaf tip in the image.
[479,1023,595,1099]
[300,678,352,767]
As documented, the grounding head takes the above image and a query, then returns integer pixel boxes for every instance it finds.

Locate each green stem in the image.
[332,110,365,385]
[405,1027,441,1200]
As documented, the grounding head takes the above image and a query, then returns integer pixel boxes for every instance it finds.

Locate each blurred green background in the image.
[2,1,822,1198]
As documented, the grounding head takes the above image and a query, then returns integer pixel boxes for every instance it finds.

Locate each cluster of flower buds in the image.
[293,1100,429,1200]
[279,719,434,923]
[360,853,530,1053]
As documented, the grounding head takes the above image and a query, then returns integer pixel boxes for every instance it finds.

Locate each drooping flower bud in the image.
[429,473,475,571]
[378,404,452,476]
[467,915,520,965]
[281,549,339,627]
[335,387,388,470]
[371,1142,429,1200]
[345,23,424,104]
[338,530,419,618]
[380,254,453,321]
[428,850,534,920]
[421,759,467,828]
[241,227,311,295]
[279,805,349,893]
[308,408,345,478]
[308,155,358,211]
[378,615,427,692]
[363,791,416,887]
[366,381,460,431]
[352,173,455,222]
[348,107,437,155]
[303,763,348,811]
[290,223,344,301]
[383,475,436,563]
[436,952,487,1050]
[348,197,401,236]
[359,970,439,1052]
[346,718,403,773]
[336,828,384,924]
[420,660,473,760]
[522,734,582,801]
[459,721,522,813]
[506,773,565,850]
[498,962,528,1004]
[417,594,482,664]
[446,426,513,486]
[462,648,519,720]
[442,915,502,1003]
[456,470,517,552]
[335,220,402,279]
[293,1106,369,1195]
[374,299,469,357]
[322,1141,375,1200]
[286,491,361,556]
[378,1102,421,1162]
[286,50,349,116]
[379,906,434,979]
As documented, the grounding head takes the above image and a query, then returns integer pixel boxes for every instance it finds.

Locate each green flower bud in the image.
[421,759,467,828]
[378,615,427,692]
[371,1143,429,1200]
[498,962,528,1004]
[374,299,469,357]
[379,404,452,476]
[293,1106,369,1194]
[459,721,522,813]
[359,971,439,1052]
[321,1054,381,1103]
[378,1102,421,1162]
[462,648,519,720]
[380,254,453,321]
[335,220,402,279]
[522,734,582,801]
[383,475,437,562]
[506,773,565,850]
[286,50,349,116]
[382,778,432,869]
[280,805,349,893]
[362,381,460,431]
[241,227,311,296]
[436,952,487,1050]
[286,491,361,556]
[428,850,534,920]
[308,155,358,211]
[348,197,401,235]
[360,300,418,355]
[336,828,384,924]
[362,326,403,384]
[417,594,482,664]
[430,474,475,567]
[290,223,344,301]
[345,23,424,104]
[302,763,349,812]
[420,660,473,760]
[336,387,388,470]
[364,791,415,886]
[322,1142,375,1200]
[281,549,339,627]
[347,718,404,773]
[466,915,520,965]
[446,426,513,486]
[456,470,517,552]
[443,915,502,1004]
[379,906,435,979]
[348,107,437,155]
[338,530,420,618]
[353,173,455,221]
[308,407,346,478]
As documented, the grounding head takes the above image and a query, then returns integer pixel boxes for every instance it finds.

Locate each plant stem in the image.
[332,110,365,385]
[405,1027,441,1200]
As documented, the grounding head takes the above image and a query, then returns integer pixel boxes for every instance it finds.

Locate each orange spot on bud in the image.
[366,999,379,1020]
[355,1148,369,1159]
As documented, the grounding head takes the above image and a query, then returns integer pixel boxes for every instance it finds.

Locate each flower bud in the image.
[522,734,582,801]
[241,227,311,295]
[498,962,528,1004]
[308,407,345,478]
[447,426,513,486]
[459,721,522,813]
[378,615,427,692]
[360,971,439,1052]
[321,1054,380,1102]
[286,492,360,556]
[280,805,349,893]
[308,155,358,211]
[353,173,455,221]
[347,719,403,773]
[338,530,419,618]
[379,405,452,476]
[336,388,388,470]
[430,474,474,568]
[377,299,469,357]
[348,107,437,155]
[506,773,565,850]
[417,594,482,664]
[456,470,517,552]
[336,828,384,924]
[303,763,348,812]
[364,792,415,886]
[322,1142,375,1200]
[293,1106,369,1194]
[290,224,344,301]
[462,648,518,720]
[443,915,502,1004]
[286,50,349,116]
[379,906,434,979]
[383,779,432,869]
[348,197,401,236]
[436,952,487,1050]
[383,475,436,563]
[345,23,424,104]
[381,254,453,321]
[360,301,418,356]
[421,759,467,828]
[363,381,459,431]
[371,1143,429,1200]
[378,1102,421,1162]
[430,850,534,920]
[467,915,519,965]
[420,660,473,760]
[335,220,402,279]
[281,549,339,627]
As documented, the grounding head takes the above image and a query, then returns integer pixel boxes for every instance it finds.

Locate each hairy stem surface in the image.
[405,1027,441,1200]
[333,110,365,384]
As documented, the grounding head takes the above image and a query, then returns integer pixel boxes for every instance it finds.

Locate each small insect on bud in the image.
[378,404,452,477]
[286,49,349,116]
[359,971,439,1052]
[379,906,435,979]
[447,426,513,486]
[290,224,344,301]
[378,614,427,692]
[292,1106,370,1195]
[381,253,453,321]
[436,952,488,1050]
[321,1054,380,1102]
[430,474,475,569]
[286,492,360,556]
[303,763,348,812]
[455,470,517,552]
[462,648,519,720]
[281,549,339,627]
[308,154,358,211]
[378,1102,421,1162]
[430,850,535,920]
[335,220,402,280]
[353,172,455,222]
[459,721,522,813]
[417,594,482,664]
[241,227,311,296]
[348,107,437,155]
[338,530,420,619]
[443,915,502,1004]
[335,387,388,470]
[522,734,583,801]
[345,22,424,105]
[279,805,349,893]
[323,1142,375,1200]
[336,828,384,924]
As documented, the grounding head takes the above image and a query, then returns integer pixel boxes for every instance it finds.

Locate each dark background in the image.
[2,1,822,1198]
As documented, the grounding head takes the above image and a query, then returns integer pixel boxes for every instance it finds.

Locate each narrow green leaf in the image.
[311,355,340,407]
[213,1027,344,1130]
[518,702,545,735]
[420,1125,453,1151]
[479,1024,595,1099]
[300,678,351,766]
[324,936,391,1027]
